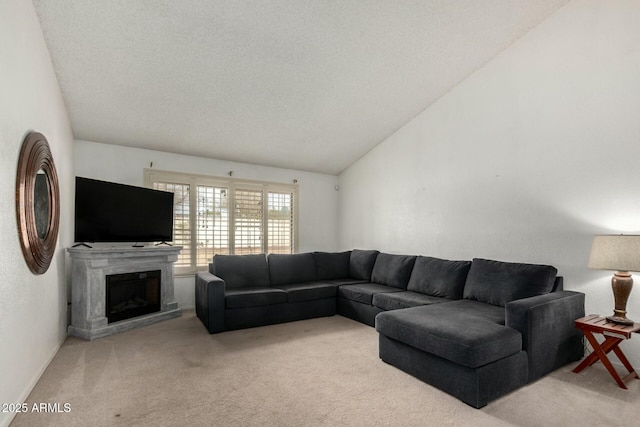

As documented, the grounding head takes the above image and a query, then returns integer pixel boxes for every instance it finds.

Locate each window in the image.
[268,191,294,254]
[144,169,298,274]
[152,181,192,269]
[196,184,229,265]
[234,187,263,255]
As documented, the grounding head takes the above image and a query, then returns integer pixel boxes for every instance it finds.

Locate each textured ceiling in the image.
[33,0,569,175]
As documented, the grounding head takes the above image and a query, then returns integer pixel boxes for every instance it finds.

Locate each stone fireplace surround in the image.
[67,246,182,340]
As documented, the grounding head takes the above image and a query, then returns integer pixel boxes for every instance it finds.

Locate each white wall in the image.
[339,0,640,362]
[0,1,75,426]
[74,140,339,308]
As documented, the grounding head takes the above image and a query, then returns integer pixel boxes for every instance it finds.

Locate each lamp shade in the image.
[588,235,640,272]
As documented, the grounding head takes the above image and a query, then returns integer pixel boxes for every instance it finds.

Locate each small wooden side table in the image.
[573,314,640,389]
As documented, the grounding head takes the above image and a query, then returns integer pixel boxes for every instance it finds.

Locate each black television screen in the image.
[74,177,174,243]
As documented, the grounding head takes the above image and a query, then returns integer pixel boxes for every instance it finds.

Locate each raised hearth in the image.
[67,246,182,340]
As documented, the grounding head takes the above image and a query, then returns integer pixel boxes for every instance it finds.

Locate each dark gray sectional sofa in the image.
[195,249,585,408]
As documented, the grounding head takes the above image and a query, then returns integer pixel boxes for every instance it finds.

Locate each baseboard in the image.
[1,334,66,427]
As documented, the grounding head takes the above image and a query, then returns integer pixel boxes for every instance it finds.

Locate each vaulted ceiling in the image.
[33,1,570,175]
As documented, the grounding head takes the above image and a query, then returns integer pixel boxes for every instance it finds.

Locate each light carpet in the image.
[11,311,640,426]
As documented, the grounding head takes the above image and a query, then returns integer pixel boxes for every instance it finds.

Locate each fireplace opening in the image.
[106,270,161,323]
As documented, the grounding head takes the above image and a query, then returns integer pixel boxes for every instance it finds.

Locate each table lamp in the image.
[588,235,640,325]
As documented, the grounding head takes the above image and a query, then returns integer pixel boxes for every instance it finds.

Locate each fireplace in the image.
[68,246,181,340]
[106,270,161,323]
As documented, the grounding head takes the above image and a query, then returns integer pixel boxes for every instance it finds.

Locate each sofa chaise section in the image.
[376,258,585,408]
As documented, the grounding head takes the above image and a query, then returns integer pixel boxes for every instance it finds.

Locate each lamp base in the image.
[606,314,635,326]
[608,271,635,326]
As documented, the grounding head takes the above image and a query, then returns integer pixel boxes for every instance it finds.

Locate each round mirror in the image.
[16,132,60,274]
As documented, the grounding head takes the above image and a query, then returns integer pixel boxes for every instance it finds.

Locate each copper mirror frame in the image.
[16,132,60,274]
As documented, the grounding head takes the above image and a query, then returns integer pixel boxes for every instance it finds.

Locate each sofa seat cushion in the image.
[225,287,287,309]
[376,302,521,368]
[276,282,337,303]
[439,299,507,325]
[338,283,401,305]
[463,258,558,307]
[373,291,450,311]
[320,278,369,287]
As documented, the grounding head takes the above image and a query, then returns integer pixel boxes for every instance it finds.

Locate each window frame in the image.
[143,168,299,275]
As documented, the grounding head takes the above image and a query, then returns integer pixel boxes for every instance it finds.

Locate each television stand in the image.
[67,245,183,340]
[155,241,173,247]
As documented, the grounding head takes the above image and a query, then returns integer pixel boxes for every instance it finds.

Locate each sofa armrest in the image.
[195,271,226,334]
[506,291,585,382]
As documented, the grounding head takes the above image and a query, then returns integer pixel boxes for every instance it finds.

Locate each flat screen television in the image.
[74,177,174,244]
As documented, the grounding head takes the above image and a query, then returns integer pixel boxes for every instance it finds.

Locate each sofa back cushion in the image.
[349,249,380,281]
[314,251,351,280]
[463,258,558,306]
[371,253,417,289]
[211,254,270,289]
[268,253,317,286]
[407,256,471,299]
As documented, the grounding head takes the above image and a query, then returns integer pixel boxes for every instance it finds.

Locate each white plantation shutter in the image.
[152,181,191,269]
[145,169,297,274]
[196,185,230,267]
[267,191,294,254]
[234,188,264,254]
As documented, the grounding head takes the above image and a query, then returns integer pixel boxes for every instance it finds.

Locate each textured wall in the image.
[0,1,75,426]
[339,0,640,363]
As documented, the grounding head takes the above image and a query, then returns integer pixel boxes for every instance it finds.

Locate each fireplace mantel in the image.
[67,246,182,340]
